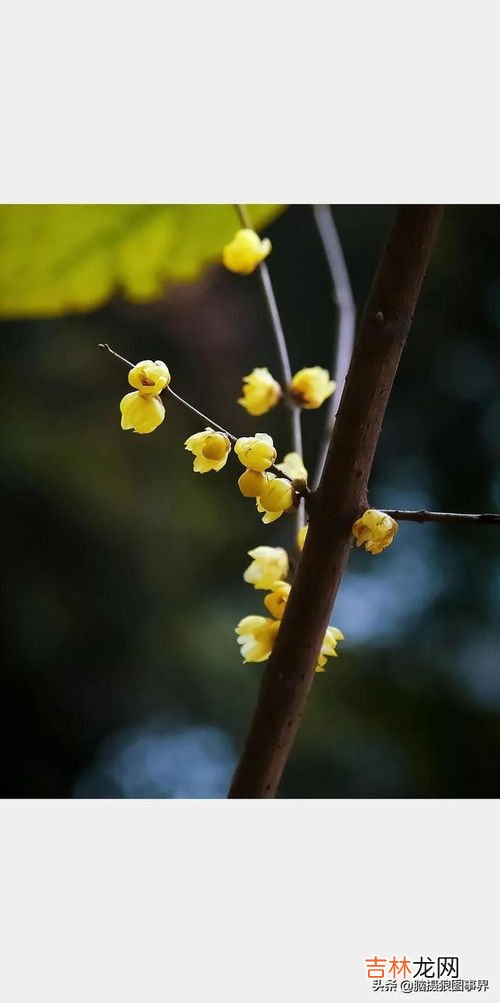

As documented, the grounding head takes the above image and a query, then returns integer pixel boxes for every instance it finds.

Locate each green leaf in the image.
[0,204,284,318]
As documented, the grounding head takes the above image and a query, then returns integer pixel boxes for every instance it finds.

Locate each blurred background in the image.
[1,204,499,798]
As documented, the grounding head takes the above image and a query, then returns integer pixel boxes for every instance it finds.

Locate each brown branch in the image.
[382,509,500,526]
[228,205,443,799]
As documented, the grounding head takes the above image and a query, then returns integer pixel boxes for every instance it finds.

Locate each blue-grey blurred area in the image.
[1,205,499,798]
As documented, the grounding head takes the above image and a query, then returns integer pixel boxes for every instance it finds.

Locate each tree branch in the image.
[228,205,443,799]
[382,509,500,526]
[313,206,356,487]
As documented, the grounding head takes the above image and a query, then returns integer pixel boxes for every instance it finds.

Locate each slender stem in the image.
[235,204,294,388]
[382,509,500,526]
[97,341,307,491]
[313,206,356,487]
[235,205,304,529]
[98,343,134,367]
[228,205,443,799]
[166,386,236,442]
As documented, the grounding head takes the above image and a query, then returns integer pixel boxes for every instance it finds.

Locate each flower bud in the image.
[128,360,171,396]
[256,499,282,524]
[258,476,295,513]
[264,581,291,620]
[352,509,398,555]
[235,615,280,663]
[223,229,272,275]
[243,546,289,590]
[290,366,335,409]
[238,367,281,416]
[120,391,165,434]
[275,452,308,483]
[184,428,231,473]
[316,626,345,671]
[238,469,269,498]
[235,433,277,472]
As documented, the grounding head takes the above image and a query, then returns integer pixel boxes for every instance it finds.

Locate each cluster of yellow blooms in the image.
[182,429,304,525]
[237,443,306,524]
[116,228,402,679]
[237,364,334,417]
[235,543,344,670]
[120,360,171,433]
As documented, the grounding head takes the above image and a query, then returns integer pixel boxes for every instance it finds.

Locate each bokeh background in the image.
[1,204,499,798]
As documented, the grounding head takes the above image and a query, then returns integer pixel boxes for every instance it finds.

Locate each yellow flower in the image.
[120,391,165,434]
[223,229,272,275]
[243,546,289,590]
[128,359,171,396]
[290,366,335,409]
[352,508,398,555]
[253,473,295,524]
[276,451,308,486]
[235,615,280,663]
[184,427,231,473]
[259,476,295,513]
[264,581,291,620]
[237,469,269,498]
[316,626,345,672]
[238,367,282,416]
[235,433,277,472]
[297,524,308,551]
[256,498,283,524]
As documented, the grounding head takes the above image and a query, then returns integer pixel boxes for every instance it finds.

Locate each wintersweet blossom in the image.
[235,613,344,670]
[223,229,272,275]
[258,476,295,513]
[120,391,165,434]
[263,581,291,620]
[235,615,280,663]
[276,452,308,485]
[255,474,296,524]
[237,469,269,498]
[235,433,277,472]
[238,367,282,417]
[128,359,171,396]
[184,428,231,473]
[290,366,335,409]
[352,508,398,555]
[316,626,345,671]
[243,546,289,590]
[297,525,308,551]
[256,498,283,524]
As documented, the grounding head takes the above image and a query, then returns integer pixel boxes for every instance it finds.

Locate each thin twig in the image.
[98,343,134,368]
[382,509,500,526]
[313,206,356,487]
[234,205,293,387]
[166,387,236,442]
[228,205,443,799]
[235,204,304,528]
